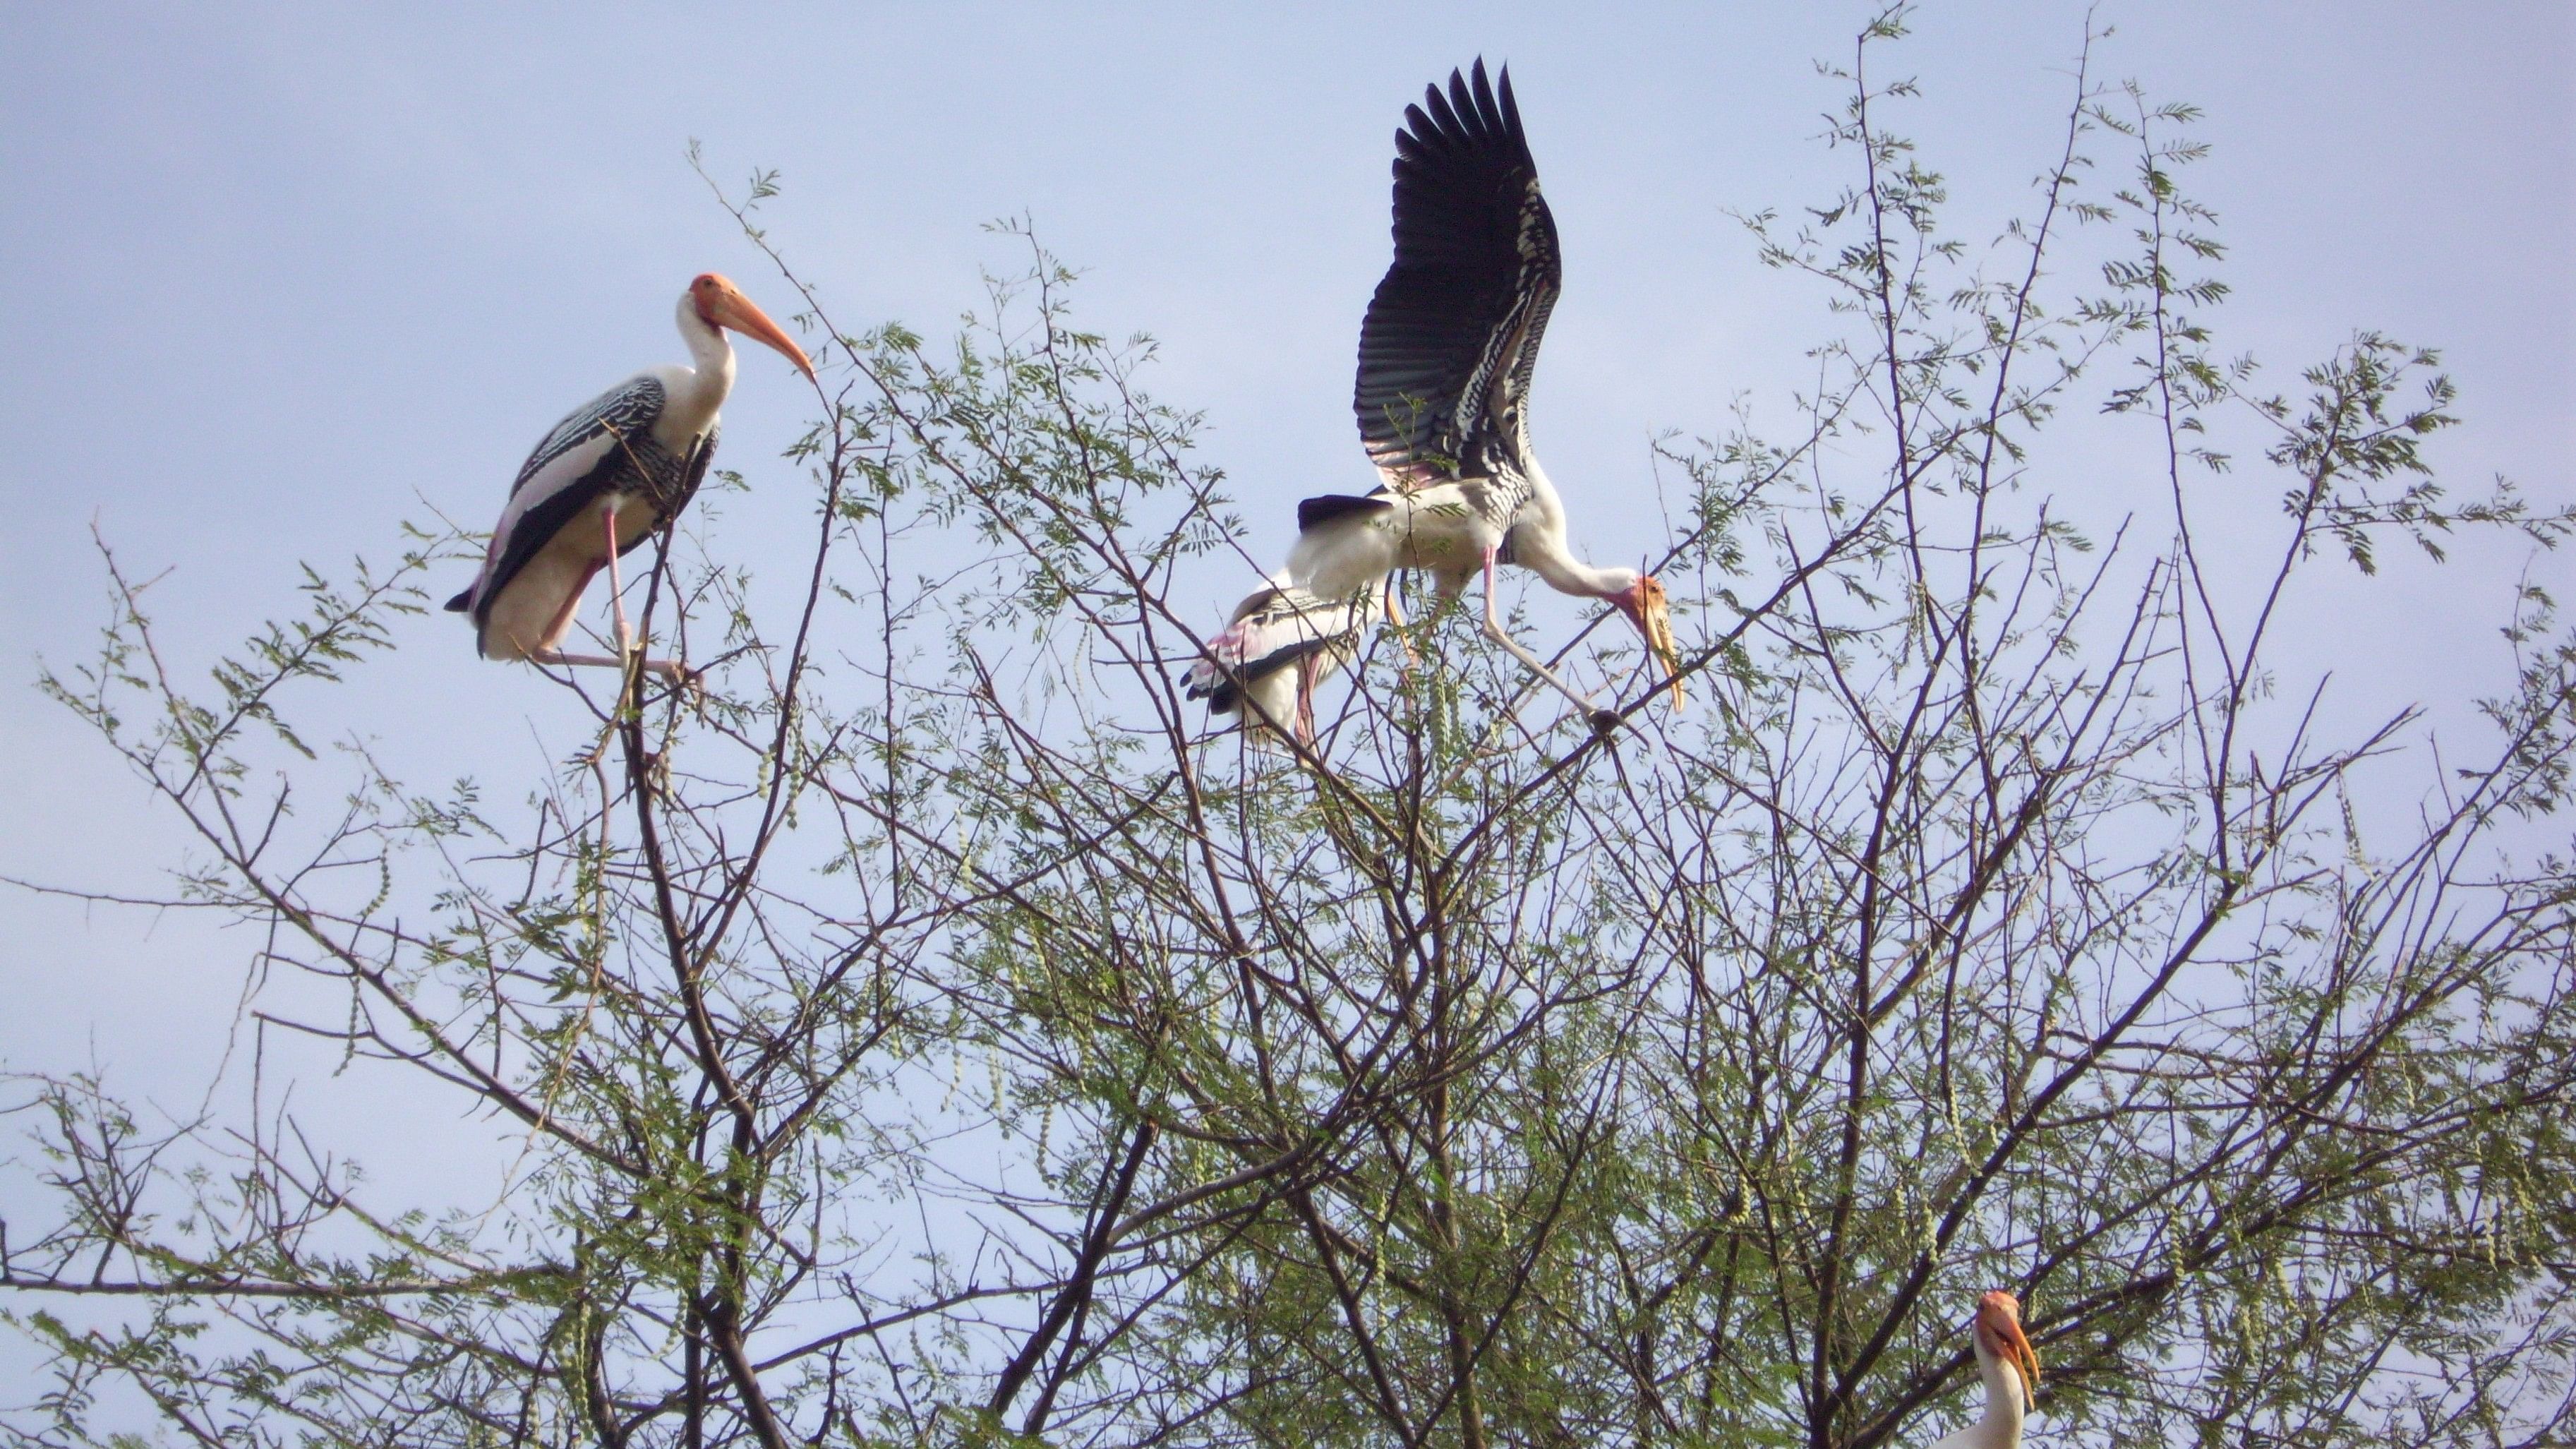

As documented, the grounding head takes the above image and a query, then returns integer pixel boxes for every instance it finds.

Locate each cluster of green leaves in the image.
[6,9,2572,1448]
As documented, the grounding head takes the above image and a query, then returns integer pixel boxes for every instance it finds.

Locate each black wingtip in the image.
[1426,71,1466,138]
[443,588,472,613]
[1464,60,1493,128]
[1404,59,1520,157]
[1181,667,1241,712]
[1298,494,1395,533]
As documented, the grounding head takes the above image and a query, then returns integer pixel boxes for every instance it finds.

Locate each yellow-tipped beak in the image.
[1979,1293,2042,1412]
[1635,575,1684,711]
[2009,1326,2040,1412]
[706,282,817,380]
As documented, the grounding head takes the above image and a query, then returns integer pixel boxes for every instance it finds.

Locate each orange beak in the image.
[1976,1291,2042,1412]
[699,275,816,380]
[1615,575,1685,711]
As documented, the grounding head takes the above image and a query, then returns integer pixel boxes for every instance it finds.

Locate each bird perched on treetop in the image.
[447,273,814,682]
[1188,60,1685,744]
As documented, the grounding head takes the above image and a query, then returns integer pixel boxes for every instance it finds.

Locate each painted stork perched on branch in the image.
[447,273,813,680]
[1928,1290,2042,1449]
[1183,579,1375,744]
[1189,60,1683,742]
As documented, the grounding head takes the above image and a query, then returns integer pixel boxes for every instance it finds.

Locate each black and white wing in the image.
[1184,584,1366,715]
[447,374,666,622]
[667,421,721,529]
[1353,59,1560,487]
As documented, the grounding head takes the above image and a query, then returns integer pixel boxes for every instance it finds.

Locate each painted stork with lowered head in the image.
[1927,1290,2042,1449]
[1188,60,1682,742]
[447,273,814,680]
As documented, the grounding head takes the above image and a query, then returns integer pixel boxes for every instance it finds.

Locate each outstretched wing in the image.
[1353,59,1560,487]
[452,373,667,622]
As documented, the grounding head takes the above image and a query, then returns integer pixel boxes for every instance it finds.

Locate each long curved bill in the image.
[706,282,817,380]
[1980,1293,2042,1412]
[1635,575,1685,711]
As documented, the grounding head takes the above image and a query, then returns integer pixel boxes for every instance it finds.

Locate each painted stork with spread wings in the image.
[446,273,814,679]
[1927,1291,2042,1449]
[1188,62,1682,742]
[1294,59,1683,726]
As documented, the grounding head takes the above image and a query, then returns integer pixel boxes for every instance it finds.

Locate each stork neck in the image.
[1509,460,1627,599]
[670,294,739,426]
[1514,527,1635,601]
[1970,1348,2027,1448]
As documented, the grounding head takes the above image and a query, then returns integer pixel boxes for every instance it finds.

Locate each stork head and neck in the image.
[1961,1289,2040,1447]
[1512,541,1685,708]
[1607,571,1683,708]
[675,272,815,404]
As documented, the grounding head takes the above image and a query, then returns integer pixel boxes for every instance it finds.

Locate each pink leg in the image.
[601,502,633,655]
[1480,546,1607,719]
[531,647,692,681]
[528,499,691,683]
[1384,576,1421,671]
[1296,654,1320,745]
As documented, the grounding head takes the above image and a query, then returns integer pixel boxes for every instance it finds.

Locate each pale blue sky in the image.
[0,0,2568,1385]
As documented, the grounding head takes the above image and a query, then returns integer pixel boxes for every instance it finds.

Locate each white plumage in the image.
[1188,61,1682,742]
[448,273,812,680]
[1926,1291,2041,1449]
[1181,580,1379,746]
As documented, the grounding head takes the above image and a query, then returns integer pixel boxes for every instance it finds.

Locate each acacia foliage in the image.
[6,14,2572,1448]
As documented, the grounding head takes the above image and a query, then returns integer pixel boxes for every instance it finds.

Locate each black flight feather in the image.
[1298,493,1395,532]
[1353,59,1560,487]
